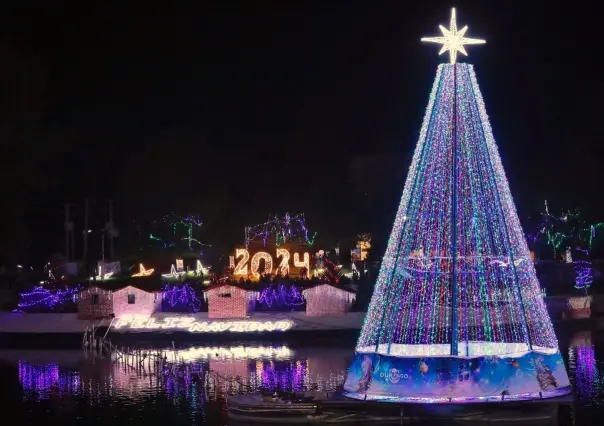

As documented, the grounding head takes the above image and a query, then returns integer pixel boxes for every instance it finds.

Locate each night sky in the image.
[1,2,601,264]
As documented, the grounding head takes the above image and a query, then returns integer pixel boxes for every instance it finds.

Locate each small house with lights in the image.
[112,285,162,319]
[77,286,114,320]
[204,283,258,319]
[77,278,163,320]
[302,283,356,317]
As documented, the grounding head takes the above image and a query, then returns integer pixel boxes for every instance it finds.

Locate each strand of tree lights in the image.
[244,213,317,248]
[357,64,557,357]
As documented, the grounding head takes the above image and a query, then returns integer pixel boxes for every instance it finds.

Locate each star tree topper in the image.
[421,8,485,64]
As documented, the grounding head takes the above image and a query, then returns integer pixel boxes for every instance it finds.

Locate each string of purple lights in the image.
[244,213,317,247]
[16,285,82,311]
[573,261,594,289]
[161,283,202,312]
[256,284,304,308]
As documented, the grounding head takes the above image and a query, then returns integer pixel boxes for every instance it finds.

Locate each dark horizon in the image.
[1,2,601,264]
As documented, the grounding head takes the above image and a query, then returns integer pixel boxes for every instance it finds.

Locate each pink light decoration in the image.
[205,284,258,319]
[302,284,355,317]
[77,286,113,319]
[566,296,592,320]
[112,285,162,319]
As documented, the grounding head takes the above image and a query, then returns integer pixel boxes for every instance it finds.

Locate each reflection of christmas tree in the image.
[348,8,568,402]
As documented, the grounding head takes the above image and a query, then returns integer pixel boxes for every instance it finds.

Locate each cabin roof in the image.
[301,282,356,294]
[81,276,164,293]
[205,281,257,292]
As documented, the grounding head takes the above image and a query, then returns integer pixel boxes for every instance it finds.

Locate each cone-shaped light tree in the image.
[344,8,571,402]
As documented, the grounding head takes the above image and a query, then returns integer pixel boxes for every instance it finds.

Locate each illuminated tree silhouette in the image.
[344,9,570,402]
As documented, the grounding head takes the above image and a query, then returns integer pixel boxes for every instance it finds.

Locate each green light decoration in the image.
[529,201,604,256]
[529,201,603,289]
[149,213,207,251]
[244,213,317,248]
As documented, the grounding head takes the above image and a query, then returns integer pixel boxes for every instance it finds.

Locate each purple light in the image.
[572,346,601,405]
[16,285,82,311]
[346,59,570,403]
[257,284,304,309]
[245,213,317,247]
[18,361,81,400]
[162,283,202,312]
[574,261,593,289]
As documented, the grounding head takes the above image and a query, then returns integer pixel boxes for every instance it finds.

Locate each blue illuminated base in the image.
[343,350,571,403]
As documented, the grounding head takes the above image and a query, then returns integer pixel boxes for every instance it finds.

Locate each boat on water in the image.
[228,391,400,424]
[227,390,567,424]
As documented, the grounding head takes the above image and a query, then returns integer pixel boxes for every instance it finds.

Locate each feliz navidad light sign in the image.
[114,316,294,333]
[230,248,312,279]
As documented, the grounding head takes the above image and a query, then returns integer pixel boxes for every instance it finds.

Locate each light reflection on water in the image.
[2,331,604,425]
[567,333,603,408]
[6,343,352,424]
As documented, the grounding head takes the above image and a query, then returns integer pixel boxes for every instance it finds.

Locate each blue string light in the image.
[16,285,82,311]
[257,284,304,308]
[161,283,202,312]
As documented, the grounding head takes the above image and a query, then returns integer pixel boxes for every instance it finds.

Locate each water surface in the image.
[0,328,602,425]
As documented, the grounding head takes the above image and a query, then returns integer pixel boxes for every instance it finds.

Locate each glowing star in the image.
[94,266,114,280]
[162,264,186,279]
[421,8,485,64]
[195,259,208,275]
[132,263,155,277]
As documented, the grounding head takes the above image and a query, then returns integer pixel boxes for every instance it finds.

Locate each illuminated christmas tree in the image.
[344,9,570,402]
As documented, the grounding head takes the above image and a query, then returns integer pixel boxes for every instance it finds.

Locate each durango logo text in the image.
[380,368,410,383]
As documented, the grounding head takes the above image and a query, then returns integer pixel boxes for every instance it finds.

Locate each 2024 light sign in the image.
[230,248,311,279]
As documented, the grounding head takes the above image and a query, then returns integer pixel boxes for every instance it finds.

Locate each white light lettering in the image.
[250,251,273,279]
[233,248,312,278]
[233,249,250,276]
[276,248,290,275]
[114,316,294,333]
